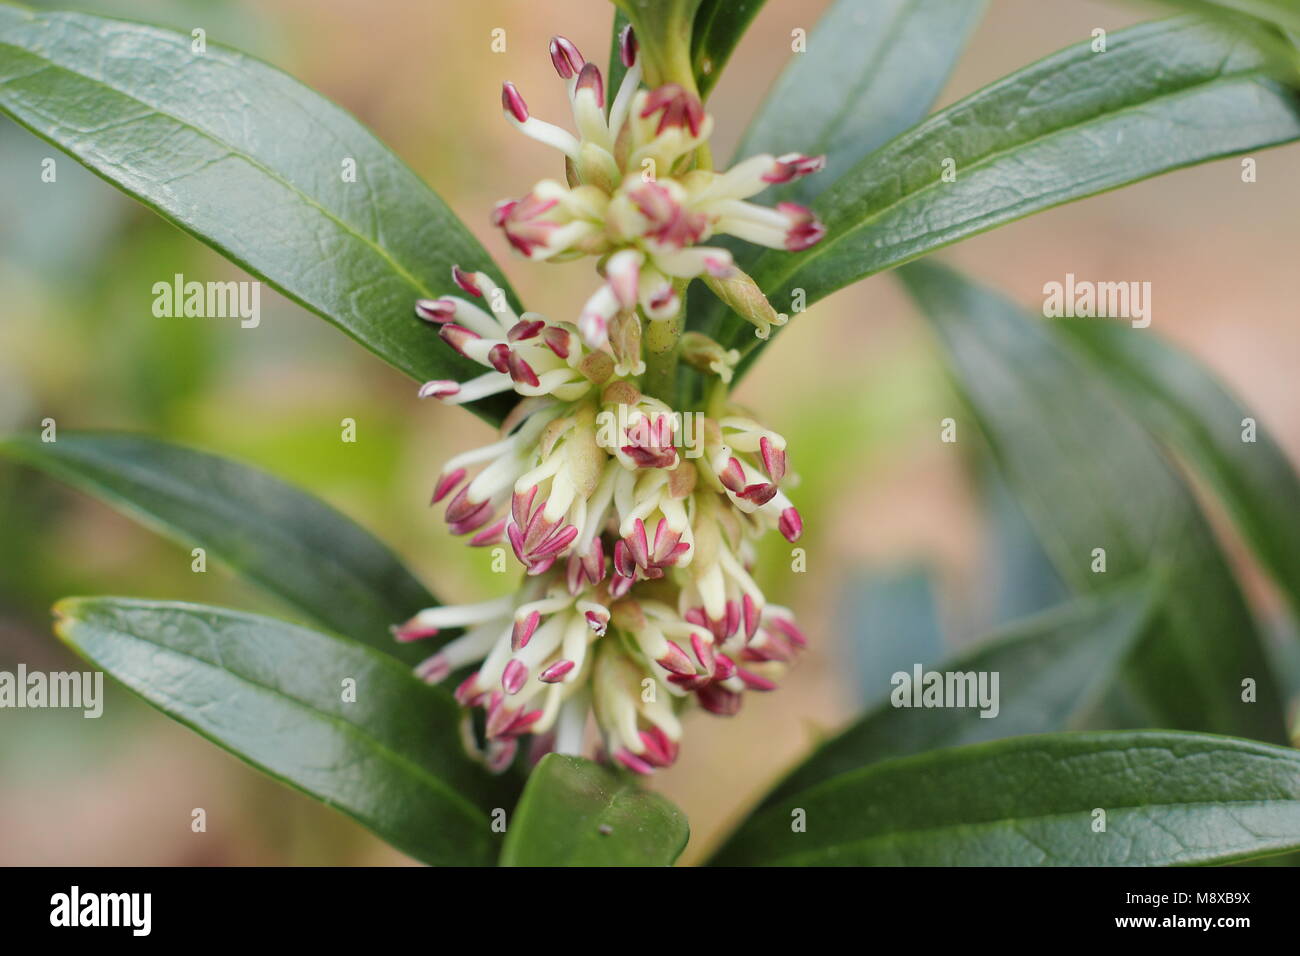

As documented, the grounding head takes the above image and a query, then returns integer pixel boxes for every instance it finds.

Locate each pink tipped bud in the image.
[759,435,787,483]
[778,506,803,542]
[549,36,584,79]
[490,199,517,228]
[619,24,638,68]
[508,318,545,341]
[437,322,481,357]
[470,517,506,547]
[614,747,656,775]
[543,325,571,358]
[584,609,609,636]
[507,351,541,388]
[451,264,483,297]
[738,667,777,691]
[485,737,518,773]
[742,593,761,641]
[641,84,704,136]
[690,631,716,674]
[418,380,459,400]
[613,538,637,578]
[777,202,826,251]
[431,467,467,504]
[718,456,747,494]
[763,153,827,184]
[657,641,696,677]
[501,82,529,123]
[538,659,576,683]
[454,673,484,707]
[502,659,529,695]
[488,343,511,374]
[415,653,450,683]
[713,653,738,682]
[414,298,456,323]
[392,618,439,643]
[512,610,541,651]
[575,62,605,109]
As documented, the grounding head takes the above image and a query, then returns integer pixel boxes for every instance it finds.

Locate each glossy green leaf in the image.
[691,0,768,98]
[499,754,689,866]
[721,17,1300,361]
[0,4,515,423]
[762,584,1155,807]
[54,598,514,866]
[730,0,986,205]
[689,0,985,347]
[0,433,435,664]
[712,731,1300,866]
[898,261,1287,742]
[1059,320,1300,618]
[1156,0,1300,36]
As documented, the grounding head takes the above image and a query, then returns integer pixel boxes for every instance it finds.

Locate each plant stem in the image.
[641,309,681,404]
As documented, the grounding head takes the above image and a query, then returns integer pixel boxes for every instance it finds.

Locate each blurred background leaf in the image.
[0,433,441,663]
[899,260,1288,743]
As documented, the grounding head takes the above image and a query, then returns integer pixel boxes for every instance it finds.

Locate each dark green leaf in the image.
[898,261,1287,742]
[713,730,1300,865]
[691,0,768,99]
[762,584,1155,807]
[54,597,514,866]
[689,0,985,345]
[0,5,515,423]
[722,17,1300,364]
[1059,320,1300,619]
[499,754,689,866]
[0,432,435,663]
[730,0,986,205]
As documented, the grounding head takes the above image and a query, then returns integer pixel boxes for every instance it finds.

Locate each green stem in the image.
[641,310,682,404]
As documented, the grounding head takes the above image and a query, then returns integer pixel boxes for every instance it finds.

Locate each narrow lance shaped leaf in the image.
[722,17,1300,364]
[762,582,1156,807]
[499,754,690,866]
[1058,320,1300,619]
[690,0,769,98]
[730,0,987,206]
[712,731,1300,866]
[0,5,517,423]
[0,433,437,664]
[688,0,987,344]
[898,260,1287,743]
[54,598,517,866]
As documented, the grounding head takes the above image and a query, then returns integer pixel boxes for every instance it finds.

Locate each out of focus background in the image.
[1,0,1297,865]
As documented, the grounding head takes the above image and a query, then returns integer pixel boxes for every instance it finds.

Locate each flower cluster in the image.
[397,29,820,775]
[494,27,826,345]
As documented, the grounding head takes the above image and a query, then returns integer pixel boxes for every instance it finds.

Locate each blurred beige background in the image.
[1,0,1296,865]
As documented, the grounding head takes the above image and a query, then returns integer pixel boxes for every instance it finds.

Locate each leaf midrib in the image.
[0,31,440,302]
[751,35,1278,300]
